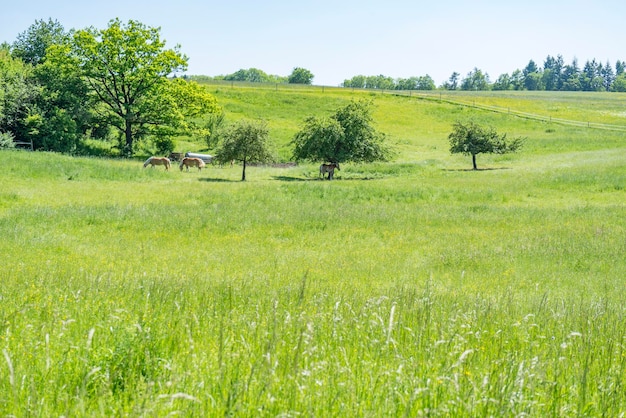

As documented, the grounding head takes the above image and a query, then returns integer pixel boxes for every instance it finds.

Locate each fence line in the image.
[199,80,626,132]
[387,90,626,132]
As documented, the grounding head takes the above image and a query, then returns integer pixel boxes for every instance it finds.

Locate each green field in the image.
[1,86,625,416]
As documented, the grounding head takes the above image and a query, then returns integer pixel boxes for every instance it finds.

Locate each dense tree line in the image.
[486,56,626,92]
[1,18,220,155]
[340,55,626,92]
[342,74,436,90]
[446,55,626,92]
[193,67,314,85]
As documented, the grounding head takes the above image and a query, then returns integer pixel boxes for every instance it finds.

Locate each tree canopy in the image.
[222,68,286,84]
[0,46,40,147]
[288,67,314,85]
[292,100,391,164]
[45,18,219,156]
[448,121,524,170]
[11,18,68,66]
[215,119,275,181]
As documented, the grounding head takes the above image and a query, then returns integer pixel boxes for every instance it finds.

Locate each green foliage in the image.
[29,40,94,153]
[27,109,81,153]
[0,131,15,148]
[161,77,221,137]
[343,74,435,90]
[288,67,314,84]
[223,67,287,83]
[202,111,226,149]
[612,73,626,92]
[10,18,68,66]
[153,135,175,155]
[448,121,524,169]
[215,119,275,180]
[0,47,40,143]
[292,99,392,164]
[291,116,344,163]
[461,67,490,91]
[46,19,219,156]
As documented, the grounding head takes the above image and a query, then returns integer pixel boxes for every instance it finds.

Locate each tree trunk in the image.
[124,120,133,157]
[472,154,478,170]
[241,158,247,181]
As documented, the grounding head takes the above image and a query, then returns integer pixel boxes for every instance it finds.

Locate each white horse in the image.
[319,162,340,180]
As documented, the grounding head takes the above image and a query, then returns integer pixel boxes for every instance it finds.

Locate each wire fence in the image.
[385,90,626,132]
[200,80,626,132]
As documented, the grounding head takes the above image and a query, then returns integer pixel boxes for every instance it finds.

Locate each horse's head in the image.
[335,162,340,170]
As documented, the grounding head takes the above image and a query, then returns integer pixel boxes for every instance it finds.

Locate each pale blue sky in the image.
[2,0,625,86]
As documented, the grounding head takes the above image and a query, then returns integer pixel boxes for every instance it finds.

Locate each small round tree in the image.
[288,67,314,85]
[448,121,524,170]
[215,119,274,181]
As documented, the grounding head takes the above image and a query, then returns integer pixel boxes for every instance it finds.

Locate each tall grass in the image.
[1,89,625,415]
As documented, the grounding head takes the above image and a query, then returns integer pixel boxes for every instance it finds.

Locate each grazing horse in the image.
[319,162,340,180]
[143,156,171,171]
[179,157,206,172]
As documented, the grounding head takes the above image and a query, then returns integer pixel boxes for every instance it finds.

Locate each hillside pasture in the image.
[0,88,625,416]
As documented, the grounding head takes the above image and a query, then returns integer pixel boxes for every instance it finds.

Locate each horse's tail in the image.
[164,158,171,170]
[143,157,152,168]
[179,159,185,171]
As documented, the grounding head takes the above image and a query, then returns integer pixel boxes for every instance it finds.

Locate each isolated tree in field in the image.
[288,67,314,85]
[448,121,524,170]
[46,18,219,156]
[215,119,274,181]
[292,100,391,166]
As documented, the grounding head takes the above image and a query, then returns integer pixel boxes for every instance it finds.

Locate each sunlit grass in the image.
[1,88,626,415]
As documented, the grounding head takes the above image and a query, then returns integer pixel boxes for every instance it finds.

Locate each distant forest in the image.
[192,55,626,92]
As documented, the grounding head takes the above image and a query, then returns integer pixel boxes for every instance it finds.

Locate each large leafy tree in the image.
[448,121,524,170]
[47,18,219,156]
[292,100,391,165]
[215,119,274,181]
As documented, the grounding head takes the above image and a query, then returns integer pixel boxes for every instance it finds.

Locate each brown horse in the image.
[179,157,206,171]
[143,156,171,170]
[319,162,340,180]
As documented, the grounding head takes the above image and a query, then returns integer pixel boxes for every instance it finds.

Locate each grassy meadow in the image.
[1,86,625,416]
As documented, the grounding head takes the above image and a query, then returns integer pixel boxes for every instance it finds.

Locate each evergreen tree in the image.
[600,61,615,91]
